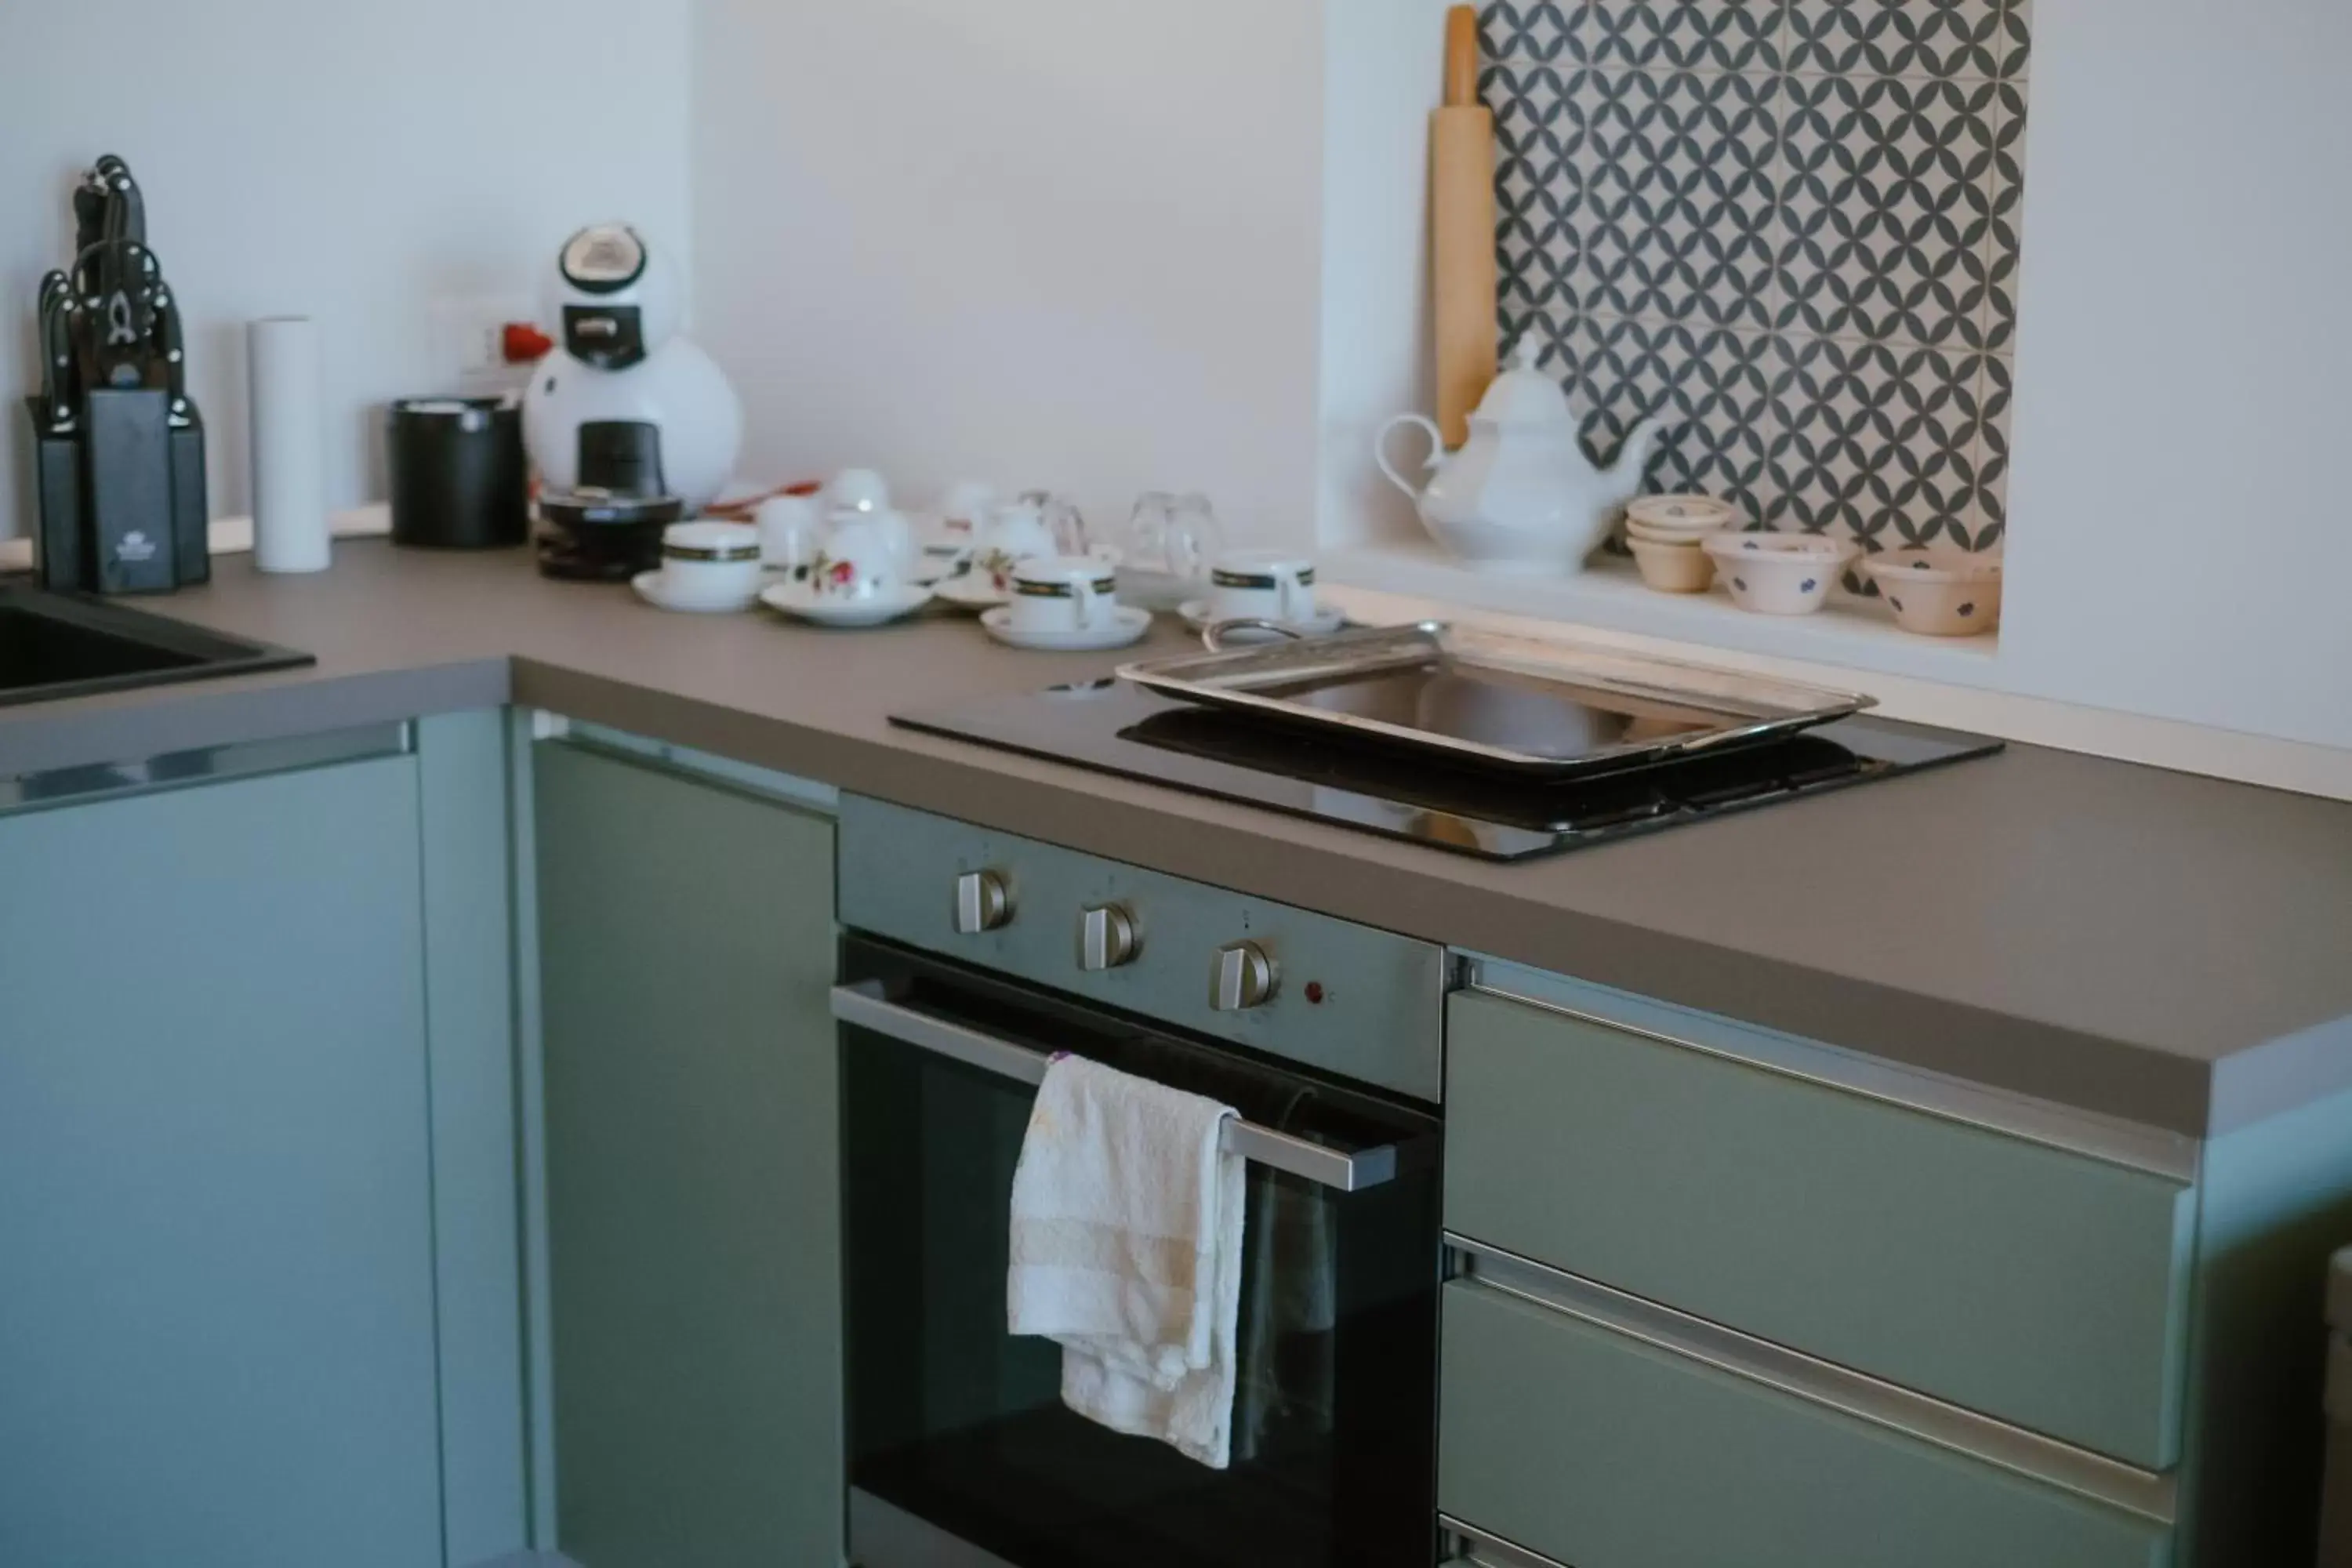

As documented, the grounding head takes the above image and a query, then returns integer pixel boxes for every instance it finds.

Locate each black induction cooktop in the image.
[893,679,2005,862]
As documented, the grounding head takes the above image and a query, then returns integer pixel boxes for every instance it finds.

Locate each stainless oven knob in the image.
[953,869,1013,935]
[1080,904,1139,971]
[1211,941,1277,1011]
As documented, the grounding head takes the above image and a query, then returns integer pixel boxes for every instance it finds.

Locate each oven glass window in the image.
[840,962,1439,1568]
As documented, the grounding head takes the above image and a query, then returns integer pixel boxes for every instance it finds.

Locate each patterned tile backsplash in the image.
[1482,0,2027,554]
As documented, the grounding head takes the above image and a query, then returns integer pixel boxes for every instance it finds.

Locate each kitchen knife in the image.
[154,271,191,426]
[37,270,75,429]
[93,155,145,247]
[73,238,158,391]
[1431,4,1498,448]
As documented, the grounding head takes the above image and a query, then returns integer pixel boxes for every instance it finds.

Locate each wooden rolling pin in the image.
[1431,4,1498,448]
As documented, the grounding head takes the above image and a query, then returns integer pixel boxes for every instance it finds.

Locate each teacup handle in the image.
[1073,576,1105,630]
[1203,619,1303,653]
[1277,565,1310,622]
[1374,414,1445,500]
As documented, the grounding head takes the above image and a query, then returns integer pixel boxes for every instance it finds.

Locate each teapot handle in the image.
[1374,414,1446,500]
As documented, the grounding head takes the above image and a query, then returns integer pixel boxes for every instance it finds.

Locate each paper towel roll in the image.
[249,316,330,573]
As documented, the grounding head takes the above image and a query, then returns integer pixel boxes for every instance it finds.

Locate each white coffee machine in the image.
[521,222,742,579]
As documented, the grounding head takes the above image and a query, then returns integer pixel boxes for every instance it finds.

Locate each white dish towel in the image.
[1007,1053,1247,1469]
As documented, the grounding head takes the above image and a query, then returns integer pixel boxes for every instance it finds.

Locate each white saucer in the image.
[632,571,760,615]
[758,579,935,628]
[1178,599,1348,641]
[980,604,1154,652]
[933,572,1012,612]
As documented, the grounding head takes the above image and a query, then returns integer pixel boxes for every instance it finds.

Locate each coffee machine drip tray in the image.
[894,679,2004,862]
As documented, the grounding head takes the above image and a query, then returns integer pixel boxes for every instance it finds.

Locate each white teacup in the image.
[969,501,1060,590]
[938,480,998,534]
[657,521,763,604]
[755,494,823,574]
[826,467,891,516]
[1008,556,1120,635]
[1209,549,1318,623]
[1016,489,1091,556]
[812,514,908,601]
[827,505,914,572]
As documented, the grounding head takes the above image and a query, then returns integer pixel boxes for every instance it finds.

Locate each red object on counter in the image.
[502,322,555,363]
[701,478,828,520]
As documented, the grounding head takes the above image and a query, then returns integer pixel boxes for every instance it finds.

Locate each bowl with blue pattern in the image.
[1858,548,2004,637]
[1699,531,1860,616]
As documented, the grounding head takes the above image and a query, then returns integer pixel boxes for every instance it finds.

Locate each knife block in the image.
[24,396,88,592]
[24,390,210,594]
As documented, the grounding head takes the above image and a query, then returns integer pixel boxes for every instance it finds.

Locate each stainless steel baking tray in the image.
[1116,622,1878,774]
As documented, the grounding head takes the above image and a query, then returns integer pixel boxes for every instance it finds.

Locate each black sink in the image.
[0,583,313,707]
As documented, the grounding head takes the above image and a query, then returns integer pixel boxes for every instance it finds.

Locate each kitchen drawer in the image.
[1439,1276,2171,1568]
[1444,987,2195,1468]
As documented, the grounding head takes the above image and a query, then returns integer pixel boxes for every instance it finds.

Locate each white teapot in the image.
[1376,339,1668,575]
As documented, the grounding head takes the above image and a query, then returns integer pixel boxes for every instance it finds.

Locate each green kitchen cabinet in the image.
[1440,1278,2170,1568]
[533,739,843,1568]
[0,719,530,1568]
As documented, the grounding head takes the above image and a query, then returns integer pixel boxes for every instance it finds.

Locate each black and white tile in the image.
[1784,0,2007,82]
[1980,78,2027,354]
[1773,74,2001,349]
[1482,0,2030,554]
[1536,315,1779,517]
[1764,336,1984,548]
[1584,0,1786,72]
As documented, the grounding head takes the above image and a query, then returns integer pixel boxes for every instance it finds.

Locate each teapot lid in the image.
[1475,337,1577,428]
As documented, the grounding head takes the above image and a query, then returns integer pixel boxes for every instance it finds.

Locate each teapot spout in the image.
[1604,415,1672,499]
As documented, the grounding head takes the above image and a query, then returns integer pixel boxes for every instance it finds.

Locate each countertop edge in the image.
[512,658,2238,1141]
[0,658,512,777]
[6,615,2336,1145]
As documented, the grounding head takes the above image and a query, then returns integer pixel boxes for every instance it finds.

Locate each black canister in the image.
[387,397,527,549]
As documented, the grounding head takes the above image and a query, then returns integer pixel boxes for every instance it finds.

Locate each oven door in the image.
[836,936,1443,1568]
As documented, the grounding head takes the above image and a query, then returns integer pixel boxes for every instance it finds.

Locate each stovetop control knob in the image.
[1080,904,1139,971]
[1211,941,1277,1011]
[953,869,1012,935]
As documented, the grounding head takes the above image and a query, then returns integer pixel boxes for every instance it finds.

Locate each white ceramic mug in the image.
[812,514,907,601]
[1008,556,1119,635]
[938,480,998,534]
[826,467,891,516]
[1016,489,1090,556]
[1209,549,1317,623]
[755,494,823,574]
[826,505,914,572]
[658,520,764,604]
[969,501,1060,590]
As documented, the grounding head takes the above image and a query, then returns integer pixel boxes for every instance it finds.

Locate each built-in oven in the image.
[832,797,1448,1568]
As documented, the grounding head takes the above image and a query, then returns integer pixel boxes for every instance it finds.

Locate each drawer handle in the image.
[1440,1515,1572,1568]
[831,982,1410,1193]
[1448,1237,2176,1526]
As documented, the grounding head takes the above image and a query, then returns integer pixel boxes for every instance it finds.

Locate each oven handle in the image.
[831,982,1406,1193]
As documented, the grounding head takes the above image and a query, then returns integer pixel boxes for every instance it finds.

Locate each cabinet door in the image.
[0,757,444,1568]
[535,742,841,1568]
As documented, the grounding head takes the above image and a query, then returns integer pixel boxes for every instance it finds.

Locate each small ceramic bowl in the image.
[1701,532,1860,616]
[1625,494,1741,543]
[1627,517,1726,546]
[1859,548,2004,637]
[1627,535,1715,593]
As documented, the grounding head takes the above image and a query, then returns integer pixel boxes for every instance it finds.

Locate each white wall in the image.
[1998,0,2352,750]
[1319,0,1449,554]
[691,0,1326,543]
[0,0,691,543]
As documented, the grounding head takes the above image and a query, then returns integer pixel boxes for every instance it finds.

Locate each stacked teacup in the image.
[1623,495,1740,593]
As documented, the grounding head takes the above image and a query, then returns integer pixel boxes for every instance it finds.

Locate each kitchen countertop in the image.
[4,543,2348,1140]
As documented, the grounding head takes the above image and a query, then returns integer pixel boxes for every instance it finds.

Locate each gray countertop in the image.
[5,544,2347,1139]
